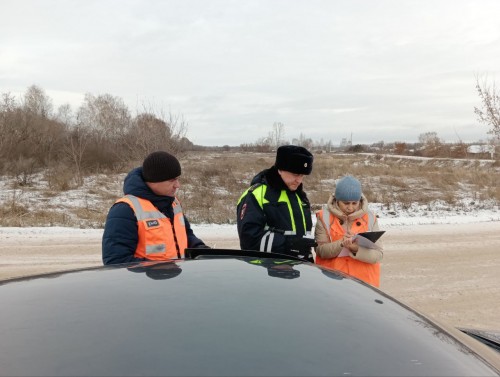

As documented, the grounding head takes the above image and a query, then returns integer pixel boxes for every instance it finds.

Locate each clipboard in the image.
[356,231,385,243]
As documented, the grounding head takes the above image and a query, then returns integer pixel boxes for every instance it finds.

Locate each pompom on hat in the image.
[142,151,181,182]
[334,176,362,201]
[275,145,313,175]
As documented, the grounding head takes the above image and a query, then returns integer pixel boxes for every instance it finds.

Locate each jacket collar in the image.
[327,193,369,221]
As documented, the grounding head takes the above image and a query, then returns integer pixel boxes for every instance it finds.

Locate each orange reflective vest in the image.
[315,207,380,287]
[116,195,188,260]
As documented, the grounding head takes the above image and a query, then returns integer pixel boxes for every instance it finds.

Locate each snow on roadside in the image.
[1,206,498,239]
[0,226,104,238]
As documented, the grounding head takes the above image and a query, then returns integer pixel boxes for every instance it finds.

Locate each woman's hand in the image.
[341,234,359,254]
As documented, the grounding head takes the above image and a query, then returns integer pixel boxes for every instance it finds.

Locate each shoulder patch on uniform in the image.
[240,203,248,220]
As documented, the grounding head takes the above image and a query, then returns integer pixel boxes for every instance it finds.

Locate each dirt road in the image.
[1,222,499,331]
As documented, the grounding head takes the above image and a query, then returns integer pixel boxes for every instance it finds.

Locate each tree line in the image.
[0,85,192,185]
[2,78,499,187]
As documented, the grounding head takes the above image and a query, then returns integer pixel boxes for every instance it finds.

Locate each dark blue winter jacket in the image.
[102,167,206,265]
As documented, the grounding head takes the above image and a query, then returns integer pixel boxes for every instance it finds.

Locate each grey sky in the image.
[1,0,499,146]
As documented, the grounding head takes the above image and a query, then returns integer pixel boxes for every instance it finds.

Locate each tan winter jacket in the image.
[314,194,383,264]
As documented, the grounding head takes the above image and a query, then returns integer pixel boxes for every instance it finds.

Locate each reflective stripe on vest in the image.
[315,207,380,287]
[116,195,188,260]
[242,184,307,252]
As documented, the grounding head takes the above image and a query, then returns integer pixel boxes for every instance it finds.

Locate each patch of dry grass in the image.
[0,204,74,227]
[178,152,499,223]
[0,151,498,226]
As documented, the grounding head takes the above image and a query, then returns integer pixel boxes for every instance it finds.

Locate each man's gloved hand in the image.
[287,236,318,252]
[286,236,318,258]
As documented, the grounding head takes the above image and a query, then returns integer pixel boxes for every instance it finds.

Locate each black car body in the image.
[0,249,499,376]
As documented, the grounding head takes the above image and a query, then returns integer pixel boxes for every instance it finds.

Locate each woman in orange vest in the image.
[314,176,383,287]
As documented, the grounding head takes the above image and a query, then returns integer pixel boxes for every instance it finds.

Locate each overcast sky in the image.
[1,0,499,146]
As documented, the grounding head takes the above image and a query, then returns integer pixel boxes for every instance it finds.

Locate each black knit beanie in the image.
[275,145,313,175]
[142,151,181,182]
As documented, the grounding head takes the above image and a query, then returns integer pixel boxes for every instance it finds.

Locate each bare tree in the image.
[253,136,273,152]
[126,103,189,161]
[23,85,53,118]
[418,132,441,145]
[126,113,173,160]
[0,93,18,162]
[56,103,74,125]
[268,122,285,149]
[292,133,313,149]
[394,142,407,155]
[0,92,17,112]
[64,125,90,186]
[163,111,188,153]
[22,87,66,165]
[0,94,26,162]
[76,93,132,167]
[77,93,131,143]
[474,76,500,141]
[0,87,65,170]
[418,132,442,157]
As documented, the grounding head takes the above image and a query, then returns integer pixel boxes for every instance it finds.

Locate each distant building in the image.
[467,144,495,159]
[340,137,352,148]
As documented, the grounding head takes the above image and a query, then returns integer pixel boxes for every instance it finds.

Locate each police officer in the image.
[237,145,316,260]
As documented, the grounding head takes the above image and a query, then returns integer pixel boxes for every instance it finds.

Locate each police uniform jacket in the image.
[237,166,312,254]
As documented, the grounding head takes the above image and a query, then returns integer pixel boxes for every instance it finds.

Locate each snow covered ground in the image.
[1,152,498,235]
[0,205,498,239]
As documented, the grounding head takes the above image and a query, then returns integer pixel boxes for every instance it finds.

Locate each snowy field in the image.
[0,203,498,239]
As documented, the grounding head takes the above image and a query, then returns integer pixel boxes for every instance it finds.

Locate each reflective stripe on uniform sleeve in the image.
[259,229,296,252]
[260,230,274,252]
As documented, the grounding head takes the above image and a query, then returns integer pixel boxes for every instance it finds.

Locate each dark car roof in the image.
[0,256,499,376]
